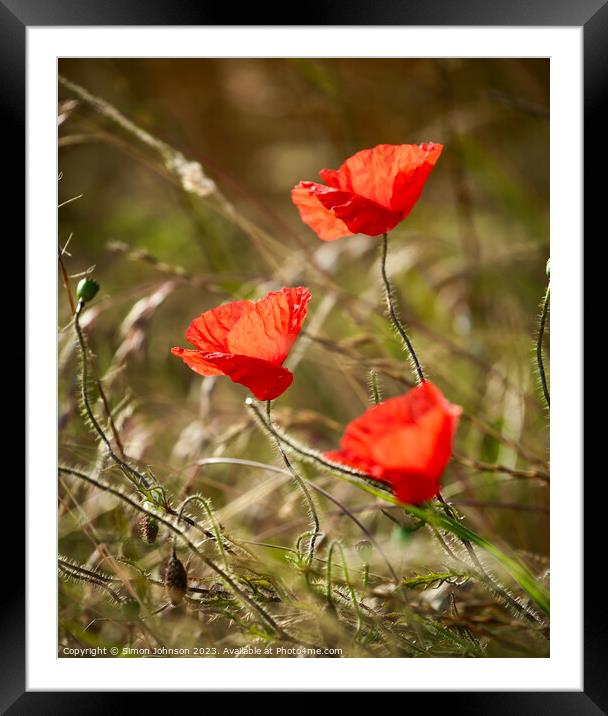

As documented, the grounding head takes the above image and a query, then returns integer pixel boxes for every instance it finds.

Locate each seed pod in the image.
[164,549,188,606]
[136,514,159,544]
[76,277,100,303]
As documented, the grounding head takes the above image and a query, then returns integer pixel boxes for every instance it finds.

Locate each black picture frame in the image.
[6,0,596,709]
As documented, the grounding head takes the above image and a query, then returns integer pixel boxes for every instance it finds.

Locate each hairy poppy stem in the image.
[59,465,304,643]
[265,400,320,567]
[368,368,382,405]
[247,399,392,492]
[536,283,550,407]
[380,232,425,384]
[74,300,150,489]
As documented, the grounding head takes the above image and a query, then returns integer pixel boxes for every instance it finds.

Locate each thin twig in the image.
[58,248,76,316]
[453,454,549,483]
[58,194,84,209]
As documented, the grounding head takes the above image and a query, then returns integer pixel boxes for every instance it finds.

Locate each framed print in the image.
[5,0,598,708]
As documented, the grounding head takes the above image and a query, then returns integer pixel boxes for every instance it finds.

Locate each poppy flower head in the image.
[325,381,461,504]
[171,287,311,401]
[292,142,443,241]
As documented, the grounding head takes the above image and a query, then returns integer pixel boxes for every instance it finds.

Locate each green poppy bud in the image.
[76,277,99,303]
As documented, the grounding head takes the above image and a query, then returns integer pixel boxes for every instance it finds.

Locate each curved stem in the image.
[380,232,425,384]
[536,284,550,407]
[265,400,320,566]
[247,399,391,490]
[74,301,150,489]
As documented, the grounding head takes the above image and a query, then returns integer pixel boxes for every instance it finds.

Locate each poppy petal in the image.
[200,353,294,401]
[300,182,400,236]
[227,287,311,365]
[336,143,443,216]
[304,182,401,236]
[389,143,443,217]
[171,348,294,400]
[340,382,460,474]
[185,300,254,352]
[318,168,342,188]
[329,382,461,504]
[170,347,225,376]
[291,183,353,241]
[386,468,444,505]
[325,448,439,503]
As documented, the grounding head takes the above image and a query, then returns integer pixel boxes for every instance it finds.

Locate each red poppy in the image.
[325,381,461,504]
[292,143,443,241]
[171,287,311,401]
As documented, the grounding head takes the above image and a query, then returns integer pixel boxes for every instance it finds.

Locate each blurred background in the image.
[58,59,549,657]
